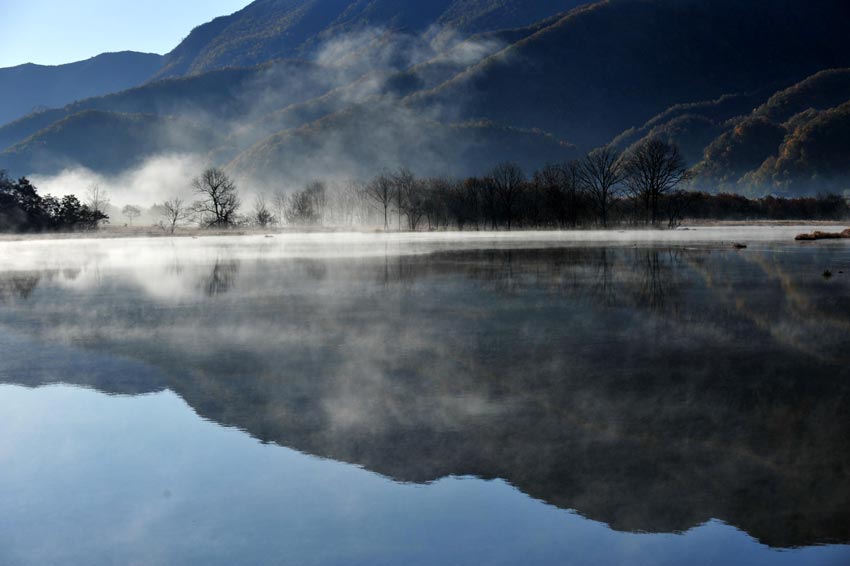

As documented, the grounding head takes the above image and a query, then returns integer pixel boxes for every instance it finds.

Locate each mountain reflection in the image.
[1,243,848,549]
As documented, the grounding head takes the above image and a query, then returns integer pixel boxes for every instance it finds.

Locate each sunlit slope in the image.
[155,0,588,78]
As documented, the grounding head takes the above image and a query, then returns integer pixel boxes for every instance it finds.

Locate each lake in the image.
[1,229,849,565]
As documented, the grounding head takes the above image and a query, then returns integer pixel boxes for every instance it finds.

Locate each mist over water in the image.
[0,231,849,565]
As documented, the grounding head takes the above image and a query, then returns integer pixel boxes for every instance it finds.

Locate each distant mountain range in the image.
[2,0,850,197]
[0,52,163,127]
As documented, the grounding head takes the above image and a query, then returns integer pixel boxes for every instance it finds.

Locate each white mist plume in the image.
[30,154,207,208]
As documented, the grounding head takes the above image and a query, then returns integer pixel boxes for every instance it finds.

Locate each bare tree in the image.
[579,146,625,228]
[272,191,287,227]
[365,172,393,230]
[491,162,525,231]
[284,182,327,226]
[624,139,691,226]
[252,194,275,228]
[86,184,110,228]
[122,204,141,226]
[327,179,368,227]
[192,168,240,228]
[535,161,584,229]
[305,181,327,226]
[159,198,190,234]
[450,177,485,231]
[391,168,416,232]
[422,177,451,230]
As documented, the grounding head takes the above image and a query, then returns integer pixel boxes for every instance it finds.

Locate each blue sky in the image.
[0,0,252,68]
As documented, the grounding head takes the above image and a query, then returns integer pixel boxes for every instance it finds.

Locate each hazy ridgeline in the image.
[2,138,849,234]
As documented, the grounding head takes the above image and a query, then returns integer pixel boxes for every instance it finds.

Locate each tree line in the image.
[3,138,849,234]
[0,171,108,232]
[180,139,846,231]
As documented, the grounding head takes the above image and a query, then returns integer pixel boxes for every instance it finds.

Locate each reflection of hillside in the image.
[686,248,850,364]
[1,247,848,549]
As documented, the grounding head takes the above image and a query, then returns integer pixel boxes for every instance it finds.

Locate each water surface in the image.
[1,230,849,565]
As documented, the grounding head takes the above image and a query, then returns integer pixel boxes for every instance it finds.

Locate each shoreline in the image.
[1,220,849,244]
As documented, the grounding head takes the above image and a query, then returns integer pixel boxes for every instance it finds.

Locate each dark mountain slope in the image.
[754,68,850,123]
[691,68,850,194]
[0,60,327,152]
[0,52,163,127]
[746,101,850,193]
[155,0,587,78]
[0,111,214,175]
[408,0,850,149]
[0,21,554,179]
[610,91,773,162]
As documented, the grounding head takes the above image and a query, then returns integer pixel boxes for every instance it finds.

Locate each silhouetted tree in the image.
[534,161,584,228]
[391,168,416,232]
[579,147,625,228]
[365,172,393,230]
[192,168,240,228]
[624,139,691,225]
[491,162,525,231]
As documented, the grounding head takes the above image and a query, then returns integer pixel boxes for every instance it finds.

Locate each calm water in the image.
[1,231,849,566]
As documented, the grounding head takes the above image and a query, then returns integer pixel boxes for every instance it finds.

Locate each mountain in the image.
[3,0,850,198]
[408,0,850,149]
[0,19,558,179]
[154,0,588,78]
[0,52,163,127]
[0,110,213,175]
[689,68,850,195]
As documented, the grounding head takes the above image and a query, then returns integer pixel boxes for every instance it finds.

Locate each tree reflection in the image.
[203,259,240,296]
[1,244,849,548]
[0,272,41,302]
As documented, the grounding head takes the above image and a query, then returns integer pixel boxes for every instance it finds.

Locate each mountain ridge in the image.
[0,51,163,127]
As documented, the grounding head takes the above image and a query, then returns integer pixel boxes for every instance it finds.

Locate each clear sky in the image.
[0,0,253,68]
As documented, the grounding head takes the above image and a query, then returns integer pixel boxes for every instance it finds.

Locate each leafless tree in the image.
[192,168,240,228]
[122,204,141,225]
[365,172,394,230]
[253,194,275,228]
[284,182,326,226]
[449,177,484,231]
[305,181,327,226]
[422,177,451,230]
[326,179,368,227]
[272,191,287,227]
[491,162,525,230]
[389,169,430,231]
[579,146,625,228]
[159,197,191,234]
[391,168,416,232]
[86,184,110,228]
[535,162,583,228]
[534,161,583,229]
[623,139,691,226]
